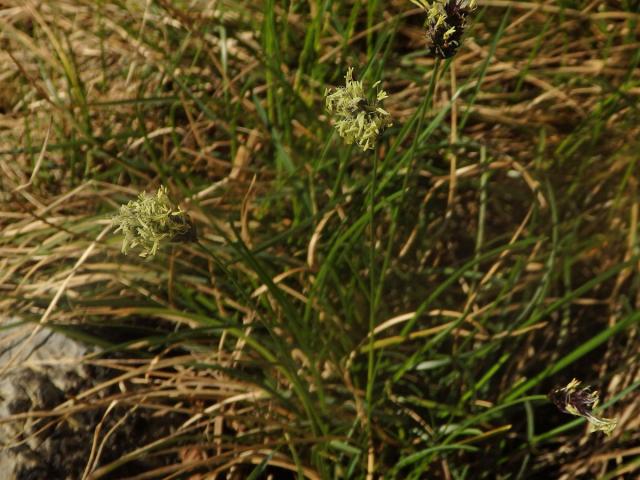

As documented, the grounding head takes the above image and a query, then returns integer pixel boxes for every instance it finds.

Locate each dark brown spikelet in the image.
[548,380,597,416]
[171,214,198,243]
[414,0,477,59]
[548,379,617,435]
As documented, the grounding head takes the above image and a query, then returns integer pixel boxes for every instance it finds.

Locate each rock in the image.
[0,325,92,480]
[0,324,182,479]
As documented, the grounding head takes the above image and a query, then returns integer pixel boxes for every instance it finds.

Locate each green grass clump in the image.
[1,1,639,479]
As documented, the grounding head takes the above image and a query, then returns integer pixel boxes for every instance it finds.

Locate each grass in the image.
[1,0,639,478]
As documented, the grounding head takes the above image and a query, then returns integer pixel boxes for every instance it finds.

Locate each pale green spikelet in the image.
[443,26,457,41]
[324,67,392,151]
[112,186,195,259]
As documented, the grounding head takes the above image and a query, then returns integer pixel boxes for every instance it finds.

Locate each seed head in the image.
[324,67,392,151]
[112,186,195,258]
[548,378,617,436]
[411,0,476,58]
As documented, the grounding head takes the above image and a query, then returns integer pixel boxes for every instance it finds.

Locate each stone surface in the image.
[0,324,180,479]
[0,325,93,480]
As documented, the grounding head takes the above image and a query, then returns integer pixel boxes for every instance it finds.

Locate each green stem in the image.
[366,145,378,462]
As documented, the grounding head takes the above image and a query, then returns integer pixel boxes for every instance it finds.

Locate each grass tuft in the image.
[1,0,639,478]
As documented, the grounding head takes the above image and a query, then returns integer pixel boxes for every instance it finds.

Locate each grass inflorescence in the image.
[112,185,195,258]
[325,67,392,151]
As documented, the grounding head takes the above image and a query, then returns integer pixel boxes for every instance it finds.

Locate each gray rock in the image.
[0,324,182,479]
[0,325,92,480]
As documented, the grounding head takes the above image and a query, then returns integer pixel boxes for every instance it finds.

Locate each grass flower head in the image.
[112,186,195,258]
[549,378,618,436]
[325,67,392,151]
[411,0,476,58]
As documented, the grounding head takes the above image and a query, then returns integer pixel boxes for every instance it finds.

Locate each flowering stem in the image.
[366,145,378,472]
